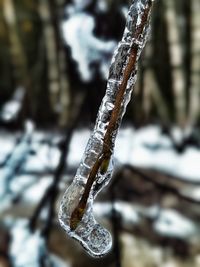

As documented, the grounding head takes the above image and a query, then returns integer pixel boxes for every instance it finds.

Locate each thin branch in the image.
[29,91,86,235]
[70,1,153,230]
[124,164,200,205]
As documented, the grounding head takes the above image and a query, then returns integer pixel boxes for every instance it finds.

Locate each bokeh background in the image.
[0,0,200,267]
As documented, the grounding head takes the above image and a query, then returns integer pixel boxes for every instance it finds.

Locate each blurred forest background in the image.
[0,0,200,267]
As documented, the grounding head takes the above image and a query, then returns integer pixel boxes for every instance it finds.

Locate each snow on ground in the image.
[9,175,36,195]
[0,174,52,212]
[68,129,90,166]
[153,209,199,239]
[22,143,60,173]
[49,254,71,267]
[115,126,200,182]
[10,219,70,267]
[94,201,200,240]
[21,176,53,204]
[181,186,200,202]
[94,201,140,226]
[0,125,199,210]
[0,132,17,164]
[69,126,200,183]
[10,220,45,267]
[0,125,199,266]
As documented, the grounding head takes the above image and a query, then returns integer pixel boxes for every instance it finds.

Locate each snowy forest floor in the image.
[0,125,200,267]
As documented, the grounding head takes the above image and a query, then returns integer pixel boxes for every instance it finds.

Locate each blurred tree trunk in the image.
[151,0,174,122]
[0,1,13,105]
[142,40,170,124]
[189,0,200,125]
[39,0,71,127]
[2,0,28,85]
[182,0,192,115]
[164,0,186,126]
[2,0,54,125]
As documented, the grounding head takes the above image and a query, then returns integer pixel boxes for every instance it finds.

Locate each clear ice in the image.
[59,0,153,257]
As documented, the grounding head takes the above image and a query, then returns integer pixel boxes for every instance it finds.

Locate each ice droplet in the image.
[59,180,112,257]
[59,0,153,257]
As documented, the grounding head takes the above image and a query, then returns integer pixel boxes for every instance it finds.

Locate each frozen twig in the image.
[59,0,154,257]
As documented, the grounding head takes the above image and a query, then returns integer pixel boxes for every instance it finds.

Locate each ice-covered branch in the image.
[59,0,154,257]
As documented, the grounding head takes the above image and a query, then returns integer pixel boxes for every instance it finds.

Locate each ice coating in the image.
[59,0,153,257]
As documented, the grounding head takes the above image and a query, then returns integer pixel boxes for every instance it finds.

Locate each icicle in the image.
[59,0,153,257]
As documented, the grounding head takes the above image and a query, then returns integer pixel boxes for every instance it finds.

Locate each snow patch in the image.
[67,126,200,182]
[154,209,198,239]
[10,220,45,267]
[22,176,53,204]
[62,12,116,81]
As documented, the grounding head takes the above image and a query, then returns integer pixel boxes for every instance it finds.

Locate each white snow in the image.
[94,202,199,240]
[49,254,71,267]
[9,174,36,193]
[114,202,140,225]
[154,209,198,239]
[0,174,48,212]
[94,201,141,226]
[68,129,90,166]
[22,144,60,173]
[62,12,116,81]
[22,176,53,204]
[0,124,33,203]
[10,220,45,267]
[181,186,200,202]
[67,126,200,183]
[72,0,92,10]
[0,87,25,122]
[0,125,199,213]
[10,219,71,267]
[0,132,18,164]
[96,0,108,12]
[93,202,141,242]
